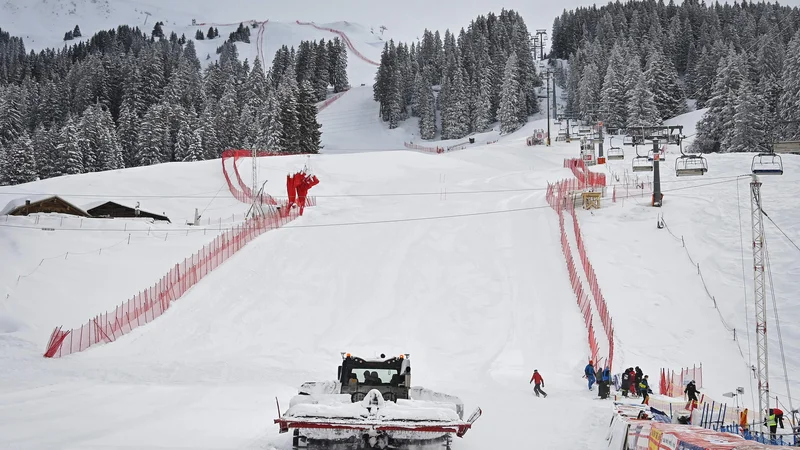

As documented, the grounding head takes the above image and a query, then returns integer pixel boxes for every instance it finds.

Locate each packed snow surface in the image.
[1,68,799,449]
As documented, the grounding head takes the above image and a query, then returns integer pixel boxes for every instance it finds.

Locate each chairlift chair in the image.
[674,137,708,177]
[606,136,624,160]
[623,135,635,146]
[751,152,784,175]
[631,144,653,172]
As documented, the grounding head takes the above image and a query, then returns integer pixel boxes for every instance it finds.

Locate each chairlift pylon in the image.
[631,143,653,172]
[675,136,708,177]
[751,151,784,175]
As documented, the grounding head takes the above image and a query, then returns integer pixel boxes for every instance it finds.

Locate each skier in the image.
[621,368,632,397]
[530,369,547,398]
[639,375,652,405]
[584,361,596,391]
[684,380,700,410]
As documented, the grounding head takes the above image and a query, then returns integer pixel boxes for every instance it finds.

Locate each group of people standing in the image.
[619,366,653,404]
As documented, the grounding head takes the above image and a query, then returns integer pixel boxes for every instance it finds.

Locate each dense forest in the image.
[373,9,542,140]
[550,0,800,153]
[0,23,348,186]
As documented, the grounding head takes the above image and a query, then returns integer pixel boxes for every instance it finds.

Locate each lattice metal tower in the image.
[750,174,770,425]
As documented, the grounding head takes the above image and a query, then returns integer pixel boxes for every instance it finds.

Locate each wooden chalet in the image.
[83,201,171,223]
[0,195,90,217]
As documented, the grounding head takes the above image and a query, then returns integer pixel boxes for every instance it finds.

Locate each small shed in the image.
[0,195,90,217]
[774,141,800,154]
[83,201,171,223]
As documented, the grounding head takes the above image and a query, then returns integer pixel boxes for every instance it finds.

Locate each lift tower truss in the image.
[750,174,770,425]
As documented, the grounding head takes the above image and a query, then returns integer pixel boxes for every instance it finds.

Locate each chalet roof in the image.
[0,195,89,216]
[83,200,170,222]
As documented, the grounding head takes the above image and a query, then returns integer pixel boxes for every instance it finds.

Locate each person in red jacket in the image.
[530,369,548,397]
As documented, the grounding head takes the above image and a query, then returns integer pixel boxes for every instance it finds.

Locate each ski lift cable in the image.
[736,178,758,411]
[761,211,800,254]
[763,226,795,422]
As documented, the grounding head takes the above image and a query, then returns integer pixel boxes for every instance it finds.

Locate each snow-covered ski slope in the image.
[3,107,799,448]
[1,146,618,449]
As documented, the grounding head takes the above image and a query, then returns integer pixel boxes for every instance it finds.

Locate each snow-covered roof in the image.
[81,200,171,222]
[0,195,88,216]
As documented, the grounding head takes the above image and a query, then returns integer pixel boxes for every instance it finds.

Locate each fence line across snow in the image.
[295,21,379,66]
[43,207,301,358]
[546,158,615,369]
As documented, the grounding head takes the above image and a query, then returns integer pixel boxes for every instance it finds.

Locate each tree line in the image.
[551,0,800,152]
[0,24,348,186]
[373,9,542,140]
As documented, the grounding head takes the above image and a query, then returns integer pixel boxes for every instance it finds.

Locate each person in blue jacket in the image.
[599,366,611,399]
[584,360,596,390]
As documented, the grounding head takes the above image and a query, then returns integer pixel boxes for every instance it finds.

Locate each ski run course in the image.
[1,7,800,450]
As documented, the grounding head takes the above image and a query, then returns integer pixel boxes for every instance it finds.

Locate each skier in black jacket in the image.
[685,380,700,402]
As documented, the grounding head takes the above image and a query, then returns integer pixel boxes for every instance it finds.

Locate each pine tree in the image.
[275,71,300,152]
[297,80,322,153]
[779,31,800,139]
[187,129,204,162]
[626,70,661,127]
[417,70,436,139]
[4,131,37,185]
[330,38,349,93]
[578,62,600,119]
[73,25,82,38]
[693,50,744,153]
[60,116,84,175]
[644,50,685,120]
[174,114,195,161]
[499,53,524,134]
[728,79,768,153]
[136,103,170,166]
[314,39,330,101]
[195,29,205,40]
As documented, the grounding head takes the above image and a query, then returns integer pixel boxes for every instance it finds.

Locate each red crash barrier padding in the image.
[295,20,379,66]
[546,158,614,369]
[44,208,302,358]
[221,149,318,210]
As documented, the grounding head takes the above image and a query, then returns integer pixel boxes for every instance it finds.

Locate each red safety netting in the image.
[660,364,704,396]
[295,21,379,66]
[404,142,444,154]
[44,208,302,358]
[546,158,614,370]
[317,91,348,112]
[221,149,318,210]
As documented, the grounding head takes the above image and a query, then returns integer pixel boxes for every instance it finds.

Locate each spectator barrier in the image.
[404,142,444,154]
[317,91,348,112]
[44,208,301,358]
[546,158,615,370]
[295,21,379,66]
[608,403,784,450]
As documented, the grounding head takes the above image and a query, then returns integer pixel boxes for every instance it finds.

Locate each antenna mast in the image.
[750,174,770,425]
